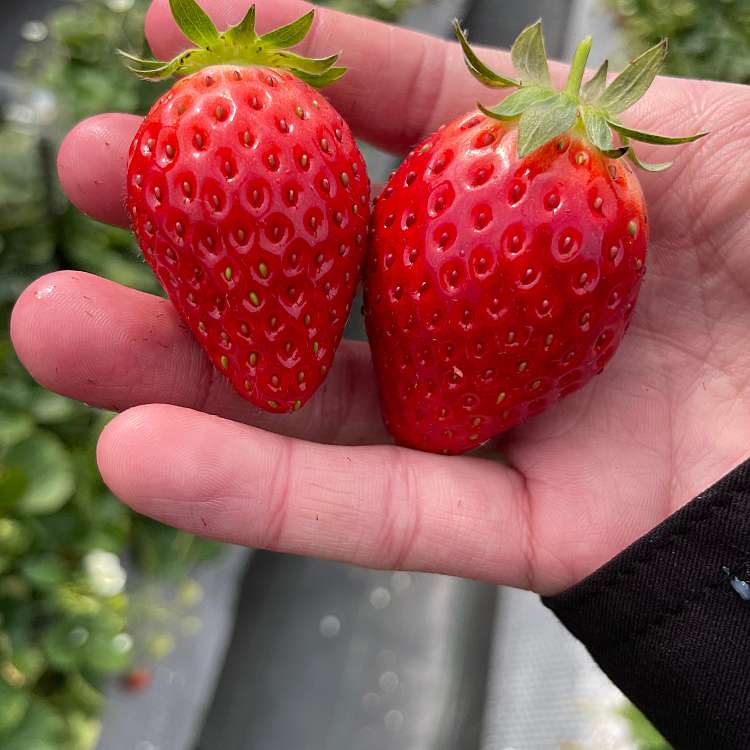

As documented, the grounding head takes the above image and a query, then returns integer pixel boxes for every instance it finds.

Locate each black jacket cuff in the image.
[543,458,750,750]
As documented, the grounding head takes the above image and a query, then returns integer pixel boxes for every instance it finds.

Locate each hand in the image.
[11,0,750,595]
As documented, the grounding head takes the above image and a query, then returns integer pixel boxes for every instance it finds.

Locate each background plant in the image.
[605,0,750,84]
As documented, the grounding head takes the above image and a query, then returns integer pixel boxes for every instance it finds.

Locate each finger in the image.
[57,114,141,228]
[11,271,386,445]
[98,403,531,586]
[145,0,514,153]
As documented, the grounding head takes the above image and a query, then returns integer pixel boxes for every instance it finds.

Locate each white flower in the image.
[84,550,127,598]
[106,0,136,12]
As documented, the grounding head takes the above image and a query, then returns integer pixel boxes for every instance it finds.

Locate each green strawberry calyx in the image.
[119,0,344,88]
[453,19,707,171]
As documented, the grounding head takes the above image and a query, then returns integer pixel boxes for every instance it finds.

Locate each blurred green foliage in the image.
[316,0,423,21]
[620,703,672,750]
[606,0,750,84]
[1,0,422,746]
[0,1,214,747]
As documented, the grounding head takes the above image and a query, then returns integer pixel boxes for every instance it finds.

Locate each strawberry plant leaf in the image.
[511,20,551,86]
[118,51,183,80]
[224,3,257,44]
[602,146,631,159]
[596,40,667,114]
[480,86,555,119]
[517,94,577,157]
[292,66,347,88]
[168,0,220,49]
[0,410,34,449]
[453,20,520,88]
[626,147,673,172]
[582,107,614,150]
[276,51,341,75]
[259,9,314,48]
[582,59,608,102]
[6,432,75,516]
[608,120,708,145]
[0,681,29,737]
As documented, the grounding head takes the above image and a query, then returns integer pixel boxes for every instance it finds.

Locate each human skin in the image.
[10,0,750,595]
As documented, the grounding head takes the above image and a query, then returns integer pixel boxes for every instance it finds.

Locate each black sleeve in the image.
[542,459,750,750]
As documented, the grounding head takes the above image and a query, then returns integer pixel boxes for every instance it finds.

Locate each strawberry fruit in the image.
[364,21,704,454]
[124,1,370,413]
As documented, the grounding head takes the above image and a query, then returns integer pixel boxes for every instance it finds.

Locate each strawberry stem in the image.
[119,0,345,87]
[564,36,592,98]
[455,20,706,168]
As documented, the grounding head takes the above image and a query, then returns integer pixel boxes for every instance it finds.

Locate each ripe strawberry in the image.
[123,668,153,693]
[364,21,704,454]
[124,2,369,413]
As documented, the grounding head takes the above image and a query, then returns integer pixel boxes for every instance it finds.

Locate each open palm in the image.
[11,0,750,595]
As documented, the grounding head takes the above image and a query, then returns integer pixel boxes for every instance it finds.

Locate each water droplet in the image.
[112,633,133,653]
[379,671,400,692]
[384,709,404,732]
[68,627,89,647]
[34,284,55,300]
[391,572,412,592]
[362,692,381,710]
[319,614,341,638]
[369,587,391,610]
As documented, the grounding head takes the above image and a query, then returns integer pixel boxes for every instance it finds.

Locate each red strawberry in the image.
[364,21,705,454]
[123,668,153,693]
[125,2,369,413]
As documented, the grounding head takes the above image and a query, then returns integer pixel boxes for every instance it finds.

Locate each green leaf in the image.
[67,672,104,714]
[453,20,519,88]
[121,55,183,81]
[223,4,257,45]
[517,94,578,157]
[620,702,672,749]
[0,410,34,448]
[6,431,75,515]
[42,622,87,671]
[0,518,32,556]
[83,631,133,673]
[582,107,614,150]
[479,86,555,119]
[582,59,608,102]
[608,120,708,145]
[67,711,102,750]
[1,700,66,750]
[30,392,78,424]
[0,465,28,515]
[627,147,673,172]
[0,680,29,736]
[116,50,173,72]
[168,0,220,49]
[21,556,66,591]
[292,66,347,89]
[12,647,46,687]
[276,51,341,75]
[597,40,667,114]
[259,9,314,49]
[511,20,551,86]
[602,146,631,160]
